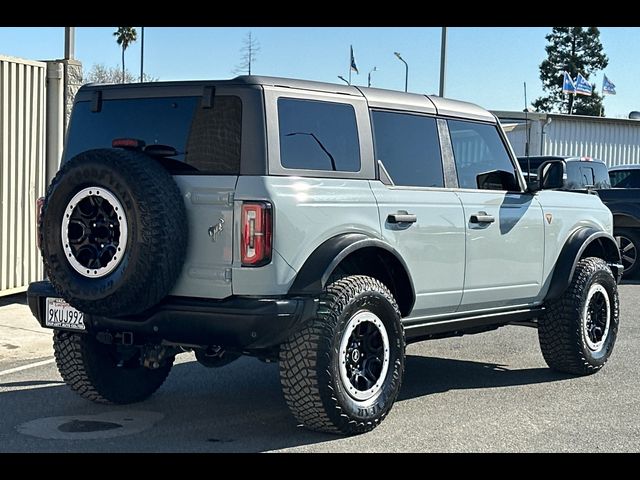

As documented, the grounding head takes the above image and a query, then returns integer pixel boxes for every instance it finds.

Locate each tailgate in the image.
[171,175,237,299]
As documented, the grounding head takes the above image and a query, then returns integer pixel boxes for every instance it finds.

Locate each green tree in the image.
[233,32,260,76]
[113,27,137,83]
[533,27,608,116]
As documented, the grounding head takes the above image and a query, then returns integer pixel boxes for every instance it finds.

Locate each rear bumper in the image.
[27,281,318,350]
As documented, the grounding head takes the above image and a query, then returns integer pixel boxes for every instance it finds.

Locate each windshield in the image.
[610,169,640,188]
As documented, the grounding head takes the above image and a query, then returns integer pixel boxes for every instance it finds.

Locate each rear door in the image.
[446,119,545,311]
[64,89,247,299]
[369,110,465,317]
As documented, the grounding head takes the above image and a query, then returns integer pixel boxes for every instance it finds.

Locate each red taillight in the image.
[241,202,272,267]
[112,138,145,149]
[36,196,45,250]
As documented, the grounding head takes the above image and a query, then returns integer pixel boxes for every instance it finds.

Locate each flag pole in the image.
[348,46,352,85]
[599,77,604,117]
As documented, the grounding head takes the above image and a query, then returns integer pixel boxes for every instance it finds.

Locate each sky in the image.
[0,27,636,117]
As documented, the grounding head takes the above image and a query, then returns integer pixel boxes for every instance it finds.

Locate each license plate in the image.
[45,298,85,331]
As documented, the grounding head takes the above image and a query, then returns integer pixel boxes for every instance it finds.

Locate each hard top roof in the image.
[78,75,495,123]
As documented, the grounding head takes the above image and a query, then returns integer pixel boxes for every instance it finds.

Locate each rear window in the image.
[278,98,360,172]
[64,95,242,174]
[565,162,611,189]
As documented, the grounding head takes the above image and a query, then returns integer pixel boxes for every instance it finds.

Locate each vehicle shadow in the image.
[0,293,27,307]
[0,354,573,452]
[399,355,572,400]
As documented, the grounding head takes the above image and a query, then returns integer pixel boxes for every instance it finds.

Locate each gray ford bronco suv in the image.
[28,76,622,435]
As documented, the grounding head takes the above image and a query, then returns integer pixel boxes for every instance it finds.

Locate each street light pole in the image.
[337,75,349,85]
[368,66,377,87]
[394,52,408,92]
[439,27,447,97]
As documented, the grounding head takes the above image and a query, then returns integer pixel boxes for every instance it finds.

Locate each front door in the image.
[446,119,545,311]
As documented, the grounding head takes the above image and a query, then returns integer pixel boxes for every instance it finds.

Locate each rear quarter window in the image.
[277,97,360,172]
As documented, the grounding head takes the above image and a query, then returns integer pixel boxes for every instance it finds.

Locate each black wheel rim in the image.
[616,235,637,273]
[583,284,611,351]
[339,311,390,401]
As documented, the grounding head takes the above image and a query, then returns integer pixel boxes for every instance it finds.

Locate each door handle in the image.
[470,212,495,224]
[387,212,417,224]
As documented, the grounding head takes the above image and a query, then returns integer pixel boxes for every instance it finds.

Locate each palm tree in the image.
[113,27,137,83]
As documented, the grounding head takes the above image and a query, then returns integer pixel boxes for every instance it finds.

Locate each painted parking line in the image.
[0,358,55,377]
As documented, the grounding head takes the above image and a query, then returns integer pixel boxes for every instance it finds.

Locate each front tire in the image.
[539,257,619,375]
[53,331,173,404]
[279,275,405,435]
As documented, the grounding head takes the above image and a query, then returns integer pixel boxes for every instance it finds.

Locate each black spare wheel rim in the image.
[61,187,128,278]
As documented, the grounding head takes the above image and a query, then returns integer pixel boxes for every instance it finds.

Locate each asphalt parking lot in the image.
[1,284,639,453]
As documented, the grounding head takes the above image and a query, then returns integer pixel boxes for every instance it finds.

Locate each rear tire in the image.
[53,331,173,404]
[614,227,640,278]
[539,257,619,375]
[279,275,405,435]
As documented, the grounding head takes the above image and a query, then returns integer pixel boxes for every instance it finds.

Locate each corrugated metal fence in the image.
[496,110,640,168]
[0,55,47,296]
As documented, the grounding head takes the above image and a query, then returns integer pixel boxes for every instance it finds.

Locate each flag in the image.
[562,71,576,94]
[603,75,616,95]
[350,45,359,74]
[575,73,593,96]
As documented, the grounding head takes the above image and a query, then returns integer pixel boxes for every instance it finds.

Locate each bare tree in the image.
[233,32,260,76]
[85,64,157,84]
[113,27,137,83]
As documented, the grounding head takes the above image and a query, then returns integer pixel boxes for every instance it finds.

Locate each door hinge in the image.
[227,193,235,206]
[224,268,232,283]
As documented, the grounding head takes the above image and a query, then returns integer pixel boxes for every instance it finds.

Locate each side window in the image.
[371,111,444,187]
[448,120,518,191]
[278,98,360,172]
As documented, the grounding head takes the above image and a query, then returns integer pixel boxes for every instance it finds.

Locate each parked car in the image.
[609,164,640,188]
[518,155,640,277]
[27,77,622,435]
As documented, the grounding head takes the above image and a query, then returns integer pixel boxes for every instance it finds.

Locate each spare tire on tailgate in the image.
[40,148,188,317]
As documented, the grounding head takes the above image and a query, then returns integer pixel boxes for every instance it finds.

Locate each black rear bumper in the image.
[27,281,317,350]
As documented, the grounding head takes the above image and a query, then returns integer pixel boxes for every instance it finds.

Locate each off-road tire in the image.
[40,148,187,316]
[53,330,173,404]
[539,257,619,375]
[279,275,405,435]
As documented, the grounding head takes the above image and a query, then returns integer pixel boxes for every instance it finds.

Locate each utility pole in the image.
[140,27,145,82]
[64,27,75,60]
[439,27,447,97]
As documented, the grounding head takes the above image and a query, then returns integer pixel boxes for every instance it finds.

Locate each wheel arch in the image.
[613,213,640,229]
[288,233,416,317]
[545,227,622,302]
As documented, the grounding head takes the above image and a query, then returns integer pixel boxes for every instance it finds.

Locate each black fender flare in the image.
[288,233,416,312]
[545,227,622,302]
